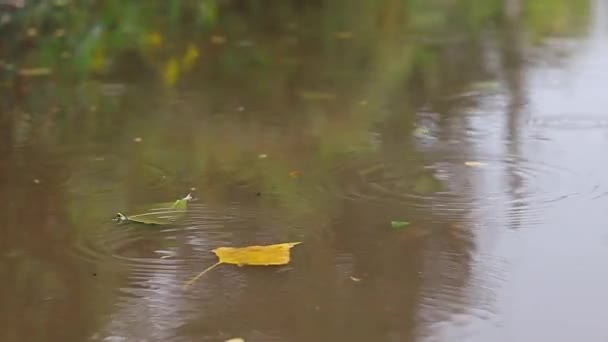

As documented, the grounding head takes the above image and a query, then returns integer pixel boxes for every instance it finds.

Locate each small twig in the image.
[182,261,222,290]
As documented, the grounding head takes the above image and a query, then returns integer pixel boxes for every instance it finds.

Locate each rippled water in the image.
[2,0,608,341]
[320,151,602,226]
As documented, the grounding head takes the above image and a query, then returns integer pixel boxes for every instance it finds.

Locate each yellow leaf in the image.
[215,242,301,266]
[163,58,179,86]
[183,242,301,289]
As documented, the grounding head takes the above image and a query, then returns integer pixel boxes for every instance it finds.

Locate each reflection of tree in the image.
[0,0,593,340]
[502,0,527,231]
[411,0,591,339]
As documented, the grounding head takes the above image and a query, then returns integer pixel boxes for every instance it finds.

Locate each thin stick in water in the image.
[182,261,222,289]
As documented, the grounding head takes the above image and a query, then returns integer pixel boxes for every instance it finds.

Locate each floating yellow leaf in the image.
[183,242,301,289]
[214,242,301,266]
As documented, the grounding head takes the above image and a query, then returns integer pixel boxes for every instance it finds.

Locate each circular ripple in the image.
[318,154,603,224]
[70,203,264,287]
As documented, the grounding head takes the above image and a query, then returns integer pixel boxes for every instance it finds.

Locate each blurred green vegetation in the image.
[0,0,589,82]
[0,0,592,233]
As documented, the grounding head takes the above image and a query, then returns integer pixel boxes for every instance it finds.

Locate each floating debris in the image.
[391,221,410,229]
[464,161,487,167]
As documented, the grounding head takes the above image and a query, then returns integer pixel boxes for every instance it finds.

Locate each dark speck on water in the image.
[1,1,607,341]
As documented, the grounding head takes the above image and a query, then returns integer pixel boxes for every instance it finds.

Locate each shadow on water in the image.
[1,0,606,341]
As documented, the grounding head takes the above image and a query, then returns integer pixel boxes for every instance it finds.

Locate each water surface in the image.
[1,1,607,341]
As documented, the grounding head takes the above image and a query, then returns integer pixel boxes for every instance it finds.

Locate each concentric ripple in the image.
[70,202,264,287]
[318,154,603,224]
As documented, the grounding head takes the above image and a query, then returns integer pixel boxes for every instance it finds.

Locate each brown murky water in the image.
[1,0,608,341]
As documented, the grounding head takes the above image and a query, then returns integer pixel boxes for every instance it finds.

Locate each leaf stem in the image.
[182,261,222,289]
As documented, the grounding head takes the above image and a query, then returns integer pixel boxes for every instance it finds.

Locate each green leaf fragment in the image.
[171,193,192,210]
[115,193,192,225]
[391,221,410,229]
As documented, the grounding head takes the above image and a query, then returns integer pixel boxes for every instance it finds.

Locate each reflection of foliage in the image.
[0,0,591,218]
[1,0,219,77]
[1,0,590,86]
[525,0,590,41]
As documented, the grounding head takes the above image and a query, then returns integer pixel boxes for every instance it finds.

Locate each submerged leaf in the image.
[115,193,192,225]
[412,171,443,193]
[183,242,301,288]
[115,211,177,225]
[391,221,410,229]
[171,193,193,210]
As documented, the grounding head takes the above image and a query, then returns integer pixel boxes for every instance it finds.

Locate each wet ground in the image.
[1,0,608,341]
